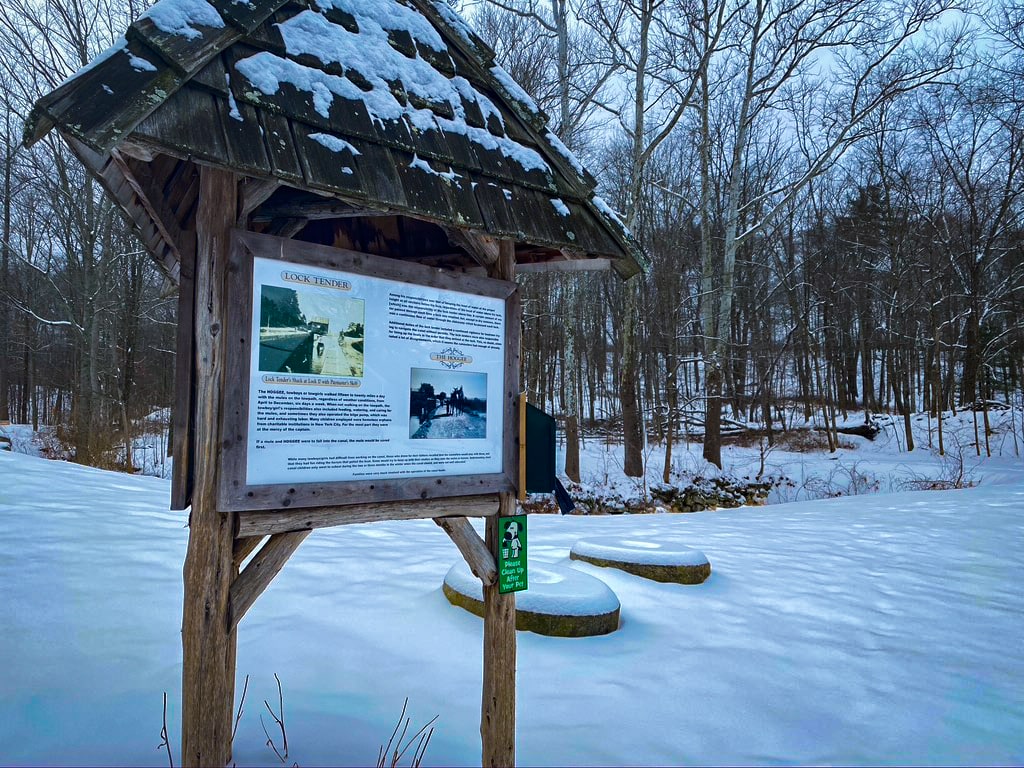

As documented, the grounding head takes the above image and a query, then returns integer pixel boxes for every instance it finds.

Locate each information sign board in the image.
[497,514,528,593]
[218,232,520,513]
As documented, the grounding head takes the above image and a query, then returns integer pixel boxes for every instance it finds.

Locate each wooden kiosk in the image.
[27,0,645,764]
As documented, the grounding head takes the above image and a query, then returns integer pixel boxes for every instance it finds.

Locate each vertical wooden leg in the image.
[481,492,517,767]
[181,166,238,767]
[181,511,237,767]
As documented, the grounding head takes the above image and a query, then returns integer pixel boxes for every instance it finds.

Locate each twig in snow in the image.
[260,673,289,764]
[377,698,438,768]
[158,691,174,768]
[232,674,249,744]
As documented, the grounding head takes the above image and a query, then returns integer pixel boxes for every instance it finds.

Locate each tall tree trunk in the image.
[0,117,11,423]
[621,278,644,476]
[563,281,580,482]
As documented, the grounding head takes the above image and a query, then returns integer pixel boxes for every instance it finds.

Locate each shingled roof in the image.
[26,0,646,280]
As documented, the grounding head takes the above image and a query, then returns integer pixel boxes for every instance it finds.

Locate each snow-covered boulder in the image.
[442,560,620,637]
[570,537,711,584]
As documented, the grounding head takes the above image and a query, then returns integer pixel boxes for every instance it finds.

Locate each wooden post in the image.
[481,240,518,767]
[181,166,239,767]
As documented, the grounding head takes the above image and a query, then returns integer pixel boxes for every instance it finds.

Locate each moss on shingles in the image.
[442,583,620,637]
[568,552,711,584]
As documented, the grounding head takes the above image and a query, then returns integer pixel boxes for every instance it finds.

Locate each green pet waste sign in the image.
[498,515,528,593]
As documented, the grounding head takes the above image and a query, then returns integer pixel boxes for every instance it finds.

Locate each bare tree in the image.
[695,0,966,466]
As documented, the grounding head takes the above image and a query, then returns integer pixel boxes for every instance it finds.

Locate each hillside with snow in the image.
[1,426,1023,765]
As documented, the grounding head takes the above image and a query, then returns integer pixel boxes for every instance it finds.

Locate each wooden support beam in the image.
[266,217,308,238]
[236,493,498,537]
[228,530,311,631]
[435,517,497,586]
[518,393,527,503]
[514,257,611,273]
[64,136,181,283]
[180,166,238,768]
[446,227,502,267]
[481,238,518,768]
[232,535,265,570]
[482,493,517,767]
[239,177,281,220]
[110,148,186,254]
[251,198,389,222]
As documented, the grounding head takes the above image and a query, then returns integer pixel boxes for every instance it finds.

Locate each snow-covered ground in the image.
[2,438,1023,766]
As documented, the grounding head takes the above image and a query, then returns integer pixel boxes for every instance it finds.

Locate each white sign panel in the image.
[246,256,506,485]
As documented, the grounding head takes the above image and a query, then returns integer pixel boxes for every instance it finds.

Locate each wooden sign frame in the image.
[216,230,520,515]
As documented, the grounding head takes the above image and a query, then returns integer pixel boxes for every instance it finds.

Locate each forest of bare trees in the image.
[0,0,1021,476]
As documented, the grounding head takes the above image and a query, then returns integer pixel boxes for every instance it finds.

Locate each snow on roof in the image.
[233,7,551,177]
[141,0,225,40]
[316,0,446,52]
[26,0,647,276]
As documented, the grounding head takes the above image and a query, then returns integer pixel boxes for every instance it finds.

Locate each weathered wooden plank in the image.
[180,166,238,768]
[291,122,367,199]
[435,516,497,586]
[469,142,513,185]
[191,53,230,95]
[481,240,519,768]
[482,494,517,767]
[561,197,625,257]
[174,168,202,232]
[239,229,517,299]
[227,44,332,131]
[470,178,521,240]
[245,17,288,53]
[499,239,521,492]
[129,17,238,77]
[133,85,230,165]
[393,150,455,221]
[266,217,308,238]
[403,115,453,163]
[251,195,384,222]
[147,152,183,196]
[441,173,486,230]
[515,186,576,248]
[237,494,498,537]
[259,111,304,182]
[439,127,482,178]
[161,154,197,212]
[515,256,612,273]
[228,530,310,631]
[217,96,273,176]
[28,38,183,151]
[170,234,196,510]
[208,0,287,33]
[371,113,417,154]
[345,141,408,211]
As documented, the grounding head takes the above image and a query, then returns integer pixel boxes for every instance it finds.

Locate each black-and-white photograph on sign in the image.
[258,285,365,377]
[409,368,487,439]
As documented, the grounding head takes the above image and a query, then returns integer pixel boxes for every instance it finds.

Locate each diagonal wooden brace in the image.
[228,529,311,631]
[435,516,497,586]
